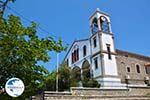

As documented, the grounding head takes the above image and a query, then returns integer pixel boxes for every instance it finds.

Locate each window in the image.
[74,50,76,62]
[72,53,74,63]
[145,67,150,74]
[136,64,140,73]
[66,59,69,66]
[127,67,130,72]
[77,48,79,60]
[106,44,111,60]
[100,16,110,33]
[71,48,79,64]
[93,37,97,48]
[94,57,98,70]
[83,45,87,57]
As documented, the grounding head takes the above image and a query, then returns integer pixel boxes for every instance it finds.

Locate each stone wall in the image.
[32,87,150,100]
[116,49,150,85]
[71,87,150,96]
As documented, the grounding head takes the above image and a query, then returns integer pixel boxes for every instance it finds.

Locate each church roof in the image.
[116,49,150,61]
[64,39,150,62]
[64,38,89,60]
[145,63,150,67]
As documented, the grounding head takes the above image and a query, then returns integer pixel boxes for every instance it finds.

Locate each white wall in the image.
[92,54,102,78]
[100,33,118,76]
[91,34,101,55]
[89,11,111,24]
[65,39,91,69]
[101,33,115,52]
[103,54,118,76]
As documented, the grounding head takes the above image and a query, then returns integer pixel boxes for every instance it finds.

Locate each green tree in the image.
[58,62,72,91]
[82,78,100,88]
[45,61,79,91]
[45,61,100,92]
[0,0,16,17]
[45,71,56,91]
[57,62,100,89]
[0,1,66,99]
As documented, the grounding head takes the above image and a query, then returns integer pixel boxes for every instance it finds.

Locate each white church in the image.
[64,8,150,89]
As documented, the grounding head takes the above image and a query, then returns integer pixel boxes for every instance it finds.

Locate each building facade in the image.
[64,8,150,89]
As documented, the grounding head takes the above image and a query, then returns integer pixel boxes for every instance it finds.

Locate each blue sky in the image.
[6,0,150,72]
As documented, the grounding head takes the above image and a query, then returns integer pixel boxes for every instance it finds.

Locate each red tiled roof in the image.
[116,49,150,61]
[145,63,150,67]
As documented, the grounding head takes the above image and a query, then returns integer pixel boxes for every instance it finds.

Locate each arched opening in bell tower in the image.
[100,16,110,33]
[91,18,98,34]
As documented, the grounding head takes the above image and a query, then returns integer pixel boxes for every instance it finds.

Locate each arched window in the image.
[72,66,81,81]
[120,62,125,75]
[77,48,79,60]
[136,64,140,73]
[72,53,74,63]
[100,16,110,33]
[71,48,79,64]
[74,50,77,61]
[66,59,69,66]
[82,60,91,79]
[121,62,125,67]
[91,18,98,34]
[83,45,87,57]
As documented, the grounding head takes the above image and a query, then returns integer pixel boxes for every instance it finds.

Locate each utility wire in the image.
[5,5,69,76]
[6,6,69,45]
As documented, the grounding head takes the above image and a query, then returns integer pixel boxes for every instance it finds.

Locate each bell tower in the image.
[90,8,112,34]
[90,8,125,89]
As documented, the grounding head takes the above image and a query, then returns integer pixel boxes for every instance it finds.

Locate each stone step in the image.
[44,91,72,96]
[44,95,150,100]
[45,97,150,100]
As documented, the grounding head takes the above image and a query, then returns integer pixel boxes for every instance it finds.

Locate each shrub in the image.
[82,78,100,88]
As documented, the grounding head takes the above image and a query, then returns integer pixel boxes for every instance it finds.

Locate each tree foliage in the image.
[45,71,56,91]
[82,78,100,88]
[0,0,16,17]
[58,62,80,91]
[45,61,100,91]
[45,61,79,91]
[0,1,66,99]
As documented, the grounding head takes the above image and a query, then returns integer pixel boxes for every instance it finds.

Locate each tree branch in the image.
[0,0,10,17]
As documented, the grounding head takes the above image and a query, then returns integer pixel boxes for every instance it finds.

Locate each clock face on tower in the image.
[101,16,106,22]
